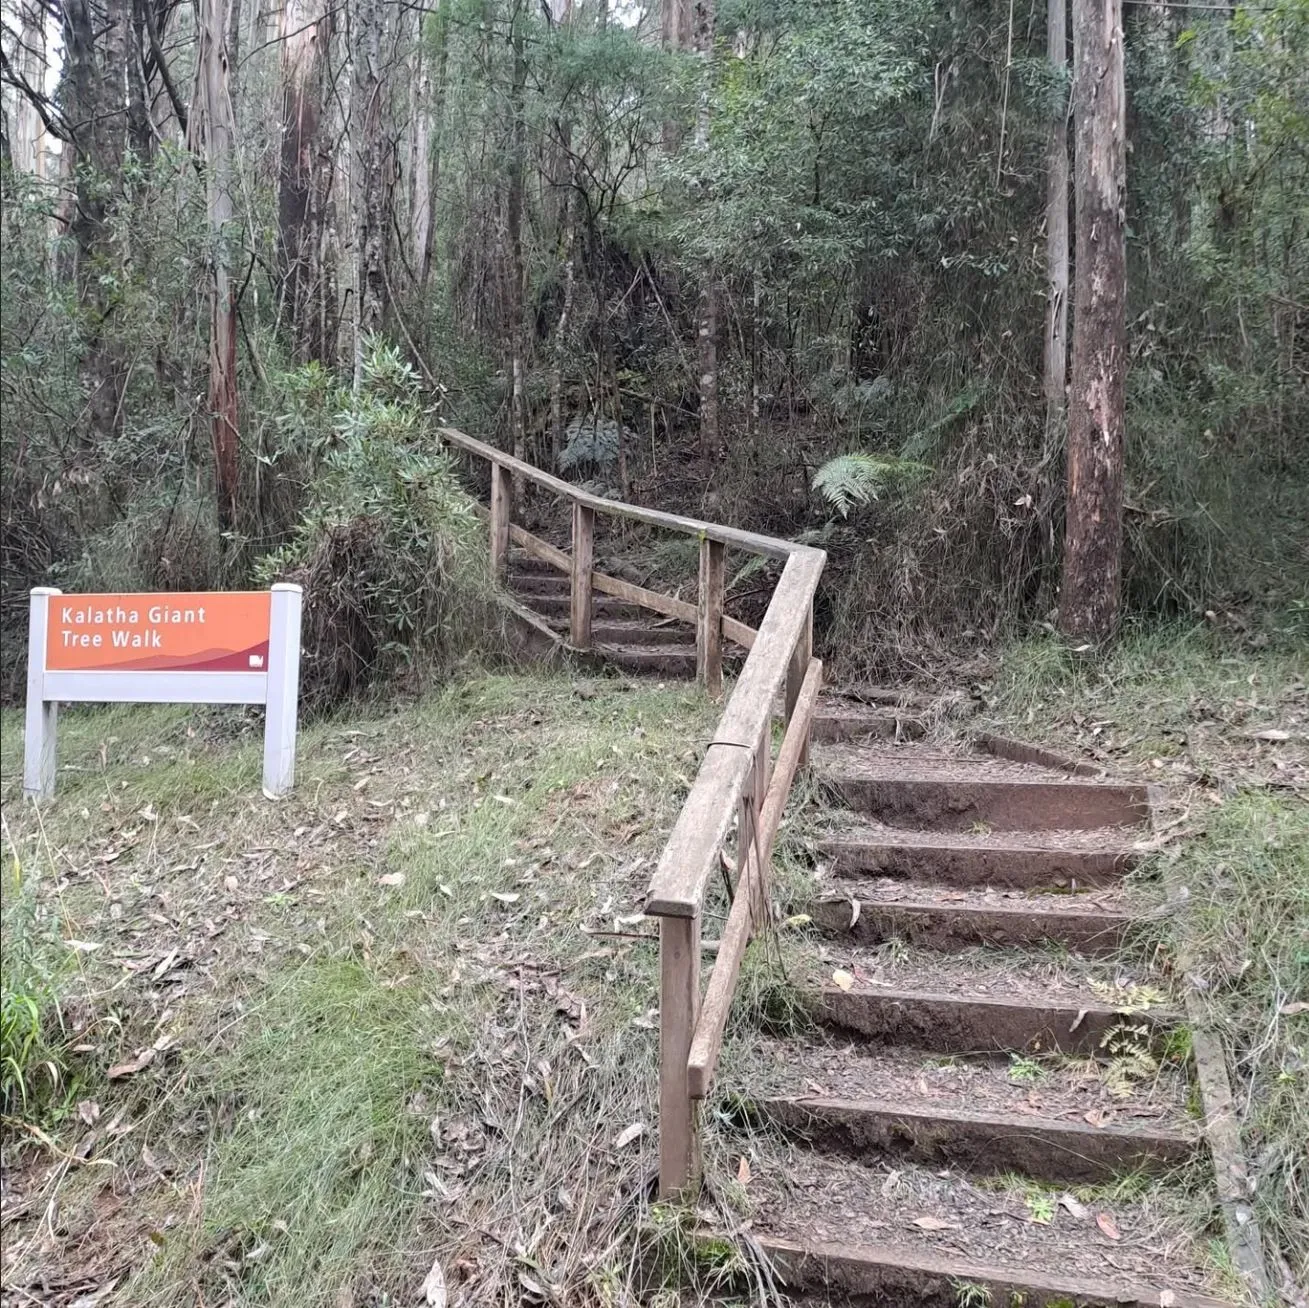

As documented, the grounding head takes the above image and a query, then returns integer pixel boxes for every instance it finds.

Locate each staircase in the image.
[715,696,1235,1308]
[505,547,706,678]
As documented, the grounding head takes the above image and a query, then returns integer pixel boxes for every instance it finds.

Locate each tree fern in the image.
[811,453,931,518]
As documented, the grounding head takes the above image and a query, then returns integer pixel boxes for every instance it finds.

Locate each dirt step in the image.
[810,946,1180,1056]
[811,704,927,743]
[505,550,562,575]
[584,619,695,647]
[518,593,649,620]
[724,1144,1226,1307]
[507,571,571,596]
[741,1039,1194,1185]
[590,643,696,676]
[816,822,1140,888]
[810,879,1132,955]
[815,742,1152,832]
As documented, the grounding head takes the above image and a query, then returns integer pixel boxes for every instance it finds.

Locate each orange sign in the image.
[46,593,272,673]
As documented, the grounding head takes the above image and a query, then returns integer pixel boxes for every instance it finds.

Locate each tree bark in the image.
[1043,0,1070,437]
[1060,0,1127,644]
[507,0,528,483]
[279,0,334,362]
[692,0,718,461]
[353,0,388,346]
[193,0,241,538]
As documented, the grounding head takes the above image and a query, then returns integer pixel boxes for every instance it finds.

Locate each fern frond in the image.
[811,452,931,518]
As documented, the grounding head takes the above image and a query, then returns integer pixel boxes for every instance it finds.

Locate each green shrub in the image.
[258,339,500,714]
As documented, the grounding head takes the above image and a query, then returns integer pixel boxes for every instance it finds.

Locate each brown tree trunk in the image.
[193,0,241,538]
[1060,0,1127,644]
[279,0,334,362]
[507,0,528,482]
[1043,0,1070,436]
[692,0,718,461]
[353,0,388,344]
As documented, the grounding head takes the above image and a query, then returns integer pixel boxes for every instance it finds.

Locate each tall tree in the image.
[691,0,718,460]
[353,0,389,349]
[193,0,241,537]
[1060,0,1127,643]
[1043,0,1070,438]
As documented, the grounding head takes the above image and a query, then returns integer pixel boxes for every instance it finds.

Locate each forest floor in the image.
[0,631,1304,1307]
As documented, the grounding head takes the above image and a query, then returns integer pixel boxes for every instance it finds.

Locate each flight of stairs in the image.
[712,696,1234,1308]
[504,548,706,677]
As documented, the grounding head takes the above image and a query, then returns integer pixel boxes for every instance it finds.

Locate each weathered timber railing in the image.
[438,425,825,1198]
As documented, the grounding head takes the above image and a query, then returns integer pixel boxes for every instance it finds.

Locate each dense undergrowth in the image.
[985,629,1308,1289]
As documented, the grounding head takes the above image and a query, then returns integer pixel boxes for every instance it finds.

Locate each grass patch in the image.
[985,626,1308,1287]
[0,671,725,1306]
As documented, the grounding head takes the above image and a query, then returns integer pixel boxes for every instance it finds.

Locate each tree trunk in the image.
[692,0,718,461]
[353,0,388,346]
[1060,0,1127,644]
[279,0,334,363]
[1043,0,1070,437]
[194,0,241,539]
[507,0,528,483]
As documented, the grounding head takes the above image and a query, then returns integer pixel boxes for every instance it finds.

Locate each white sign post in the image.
[24,584,303,801]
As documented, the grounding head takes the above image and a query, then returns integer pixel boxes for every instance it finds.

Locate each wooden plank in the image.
[785,598,814,767]
[571,501,594,649]
[592,571,697,625]
[489,463,511,581]
[439,424,818,563]
[758,658,821,868]
[687,851,759,1099]
[697,537,725,696]
[723,615,756,650]
[658,913,701,1198]
[508,523,570,572]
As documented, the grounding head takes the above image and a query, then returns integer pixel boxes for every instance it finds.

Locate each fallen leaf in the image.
[1160,1292,1176,1307]
[78,1099,101,1126]
[848,899,862,929]
[491,891,520,905]
[1059,1193,1090,1220]
[1279,1001,1308,1016]
[781,914,811,929]
[911,1216,959,1231]
[223,875,239,892]
[831,969,855,992]
[1252,729,1290,742]
[1096,1212,1121,1240]
[378,872,405,887]
[737,1155,752,1185]
[613,1122,645,1149]
[422,1255,447,1307]
[1084,1108,1110,1128]
[107,1049,156,1079]
[64,939,103,953]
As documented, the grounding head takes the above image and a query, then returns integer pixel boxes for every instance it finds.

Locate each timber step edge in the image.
[810,884,1132,955]
[755,1094,1198,1184]
[818,985,1182,1056]
[817,829,1139,888]
[752,1237,1233,1308]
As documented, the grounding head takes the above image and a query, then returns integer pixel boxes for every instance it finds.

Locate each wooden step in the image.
[591,643,696,676]
[810,880,1131,955]
[507,571,571,596]
[811,704,926,743]
[812,949,1180,1056]
[728,1146,1228,1308]
[756,1237,1230,1308]
[815,743,1152,831]
[519,593,648,620]
[745,1036,1196,1184]
[586,619,695,647]
[817,823,1139,888]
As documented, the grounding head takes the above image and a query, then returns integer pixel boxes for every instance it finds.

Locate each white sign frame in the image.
[24,584,303,800]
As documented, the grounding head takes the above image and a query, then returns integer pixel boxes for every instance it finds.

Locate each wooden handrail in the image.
[438,423,825,1201]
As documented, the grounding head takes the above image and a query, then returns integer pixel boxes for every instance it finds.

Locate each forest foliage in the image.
[1,0,1305,699]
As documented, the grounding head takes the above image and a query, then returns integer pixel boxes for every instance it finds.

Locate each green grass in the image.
[0,671,723,1306]
[987,626,1308,1285]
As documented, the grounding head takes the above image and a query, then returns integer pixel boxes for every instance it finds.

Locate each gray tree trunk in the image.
[1043,0,1070,437]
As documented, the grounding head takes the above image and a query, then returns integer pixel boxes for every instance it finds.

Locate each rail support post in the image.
[658,912,701,1198]
[571,501,595,648]
[489,463,512,583]
[697,537,725,696]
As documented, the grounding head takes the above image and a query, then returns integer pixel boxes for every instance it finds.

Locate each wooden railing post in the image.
[489,463,511,582]
[785,600,814,767]
[658,912,701,1198]
[697,537,725,695]
[571,501,595,648]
